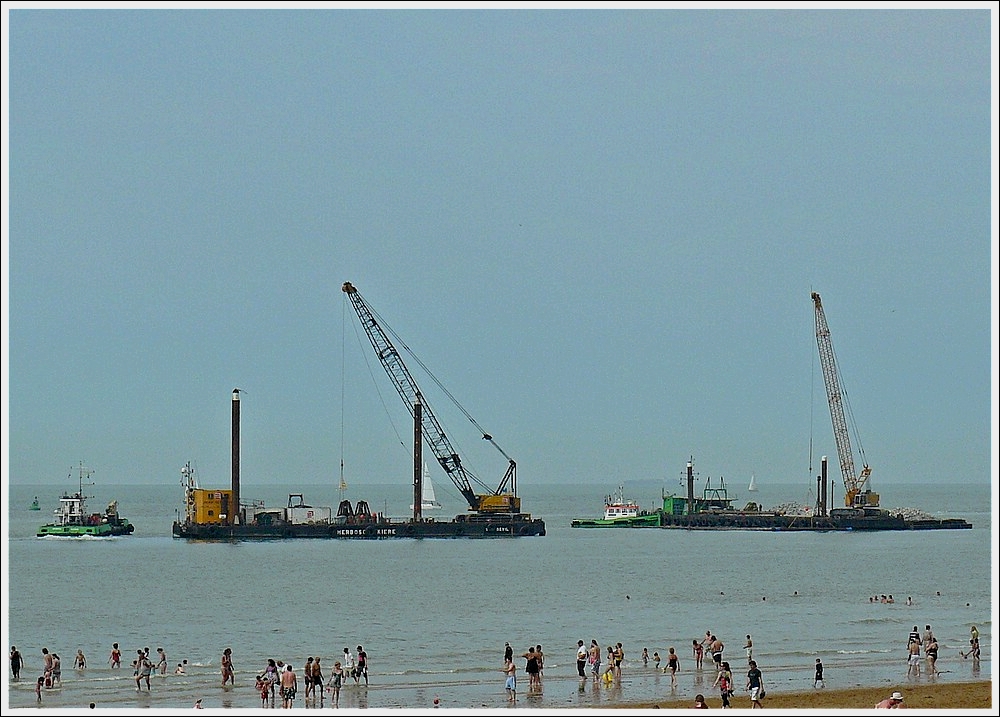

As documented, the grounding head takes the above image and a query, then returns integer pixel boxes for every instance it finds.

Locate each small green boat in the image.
[36,464,135,538]
[29,497,40,510]
[570,485,662,528]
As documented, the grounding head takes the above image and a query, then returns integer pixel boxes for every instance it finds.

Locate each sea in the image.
[3,478,995,713]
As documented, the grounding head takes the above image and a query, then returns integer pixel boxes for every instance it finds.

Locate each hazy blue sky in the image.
[4,7,995,506]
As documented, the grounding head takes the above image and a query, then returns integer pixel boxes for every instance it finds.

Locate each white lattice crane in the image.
[812,292,879,509]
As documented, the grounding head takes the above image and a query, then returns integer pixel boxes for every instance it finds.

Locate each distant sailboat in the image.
[748,473,758,492]
[411,463,443,511]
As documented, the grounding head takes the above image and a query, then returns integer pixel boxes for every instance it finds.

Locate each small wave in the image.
[835,648,893,655]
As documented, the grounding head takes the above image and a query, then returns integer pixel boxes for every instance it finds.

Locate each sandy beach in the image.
[618,679,993,710]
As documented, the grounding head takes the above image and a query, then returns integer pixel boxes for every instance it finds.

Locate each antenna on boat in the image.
[71,461,95,498]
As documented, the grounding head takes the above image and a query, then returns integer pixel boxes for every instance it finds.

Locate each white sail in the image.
[748,473,758,492]
[411,463,443,510]
[422,470,438,505]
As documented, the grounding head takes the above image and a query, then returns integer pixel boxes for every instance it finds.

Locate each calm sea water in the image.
[3,478,994,712]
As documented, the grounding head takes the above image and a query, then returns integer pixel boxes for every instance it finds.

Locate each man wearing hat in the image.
[875,691,904,708]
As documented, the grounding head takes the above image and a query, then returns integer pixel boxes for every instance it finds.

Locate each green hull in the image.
[37,520,134,538]
[570,514,661,528]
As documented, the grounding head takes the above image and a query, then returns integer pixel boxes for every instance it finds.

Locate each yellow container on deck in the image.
[191,489,234,524]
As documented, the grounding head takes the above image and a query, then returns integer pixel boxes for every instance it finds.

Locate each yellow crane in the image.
[812,292,879,509]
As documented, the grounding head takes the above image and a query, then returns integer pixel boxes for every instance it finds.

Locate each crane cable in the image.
[363,301,515,465]
[343,292,494,496]
[346,302,411,459]
[830,340,868,473]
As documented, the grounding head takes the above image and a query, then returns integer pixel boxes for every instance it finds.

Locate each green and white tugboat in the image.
[36,463,135,538]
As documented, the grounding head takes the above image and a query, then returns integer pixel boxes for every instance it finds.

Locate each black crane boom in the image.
[342,282,519,514]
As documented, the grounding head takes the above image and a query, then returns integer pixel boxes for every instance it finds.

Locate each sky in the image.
[3,5,996,507]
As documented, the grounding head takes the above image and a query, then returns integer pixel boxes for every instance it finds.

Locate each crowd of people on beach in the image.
[497,630,768,708]
[8,641,371,708]
[8,620,985,709]
[248,645,368,708]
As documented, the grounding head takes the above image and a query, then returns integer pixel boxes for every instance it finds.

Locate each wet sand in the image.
[616,679,993,710]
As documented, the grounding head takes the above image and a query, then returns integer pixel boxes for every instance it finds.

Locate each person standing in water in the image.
[710,635,725,671]
[221,648,235,687]
[342,647,355,681]
[522,646,541,690]
[503,655,517,703]
[589,640,601,680]
[135,650,152,692]
[280,664,297,708]
[50,653,62,686]
[327,661,344,707]
[665,647,680,685]
[907,638,922,677]
[355,646,368,685]
[10,646,23,681]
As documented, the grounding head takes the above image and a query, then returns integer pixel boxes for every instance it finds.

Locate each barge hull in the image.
[571,512,972,532]
[172,514,546,540]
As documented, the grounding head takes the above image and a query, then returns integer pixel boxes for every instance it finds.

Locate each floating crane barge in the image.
[573,291,974,533]
[571,456,971,532]
[173,282,545,541]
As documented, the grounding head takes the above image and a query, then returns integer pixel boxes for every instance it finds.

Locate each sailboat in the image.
[411,463,443,511]
[748,473,758,492]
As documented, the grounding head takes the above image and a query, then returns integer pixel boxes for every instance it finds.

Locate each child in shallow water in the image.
[256,675,269,706]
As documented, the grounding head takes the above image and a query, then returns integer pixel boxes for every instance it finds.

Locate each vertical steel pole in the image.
[413,402,422,521]
[232,389,240,525]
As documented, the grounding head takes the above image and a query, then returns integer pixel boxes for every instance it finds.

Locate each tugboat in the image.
[570,485,661,527]
[29,497,40,510]
[36,463,135,538]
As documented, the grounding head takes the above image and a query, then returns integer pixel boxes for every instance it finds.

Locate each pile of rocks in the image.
[769,502,814,516]
[887,506,936,521]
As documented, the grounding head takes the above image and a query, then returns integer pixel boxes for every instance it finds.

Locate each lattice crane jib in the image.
[342,282,518,514]
[812,292,875,508]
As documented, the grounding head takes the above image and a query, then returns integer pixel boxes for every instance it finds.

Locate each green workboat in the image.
[570,485,662,528]
[36,464,135,538]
